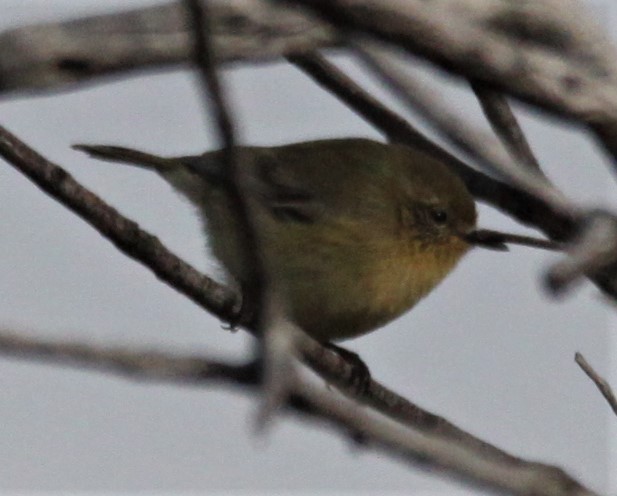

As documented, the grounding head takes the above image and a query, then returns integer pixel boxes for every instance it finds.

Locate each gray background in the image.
[0,0,613,493]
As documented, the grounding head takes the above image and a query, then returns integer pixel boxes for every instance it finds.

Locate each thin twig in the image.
[575,352,617,417]
[470,82,544,174]
[184,0,263,309]
[184,0,297,425]
[0,329,598,496]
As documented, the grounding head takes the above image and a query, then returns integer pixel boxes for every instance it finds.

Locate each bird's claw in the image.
[324,343,372,396]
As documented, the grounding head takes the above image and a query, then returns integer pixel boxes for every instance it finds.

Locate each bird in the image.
[74,138,546,343]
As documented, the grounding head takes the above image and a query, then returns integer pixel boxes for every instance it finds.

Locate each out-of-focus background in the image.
[0,1,614,493]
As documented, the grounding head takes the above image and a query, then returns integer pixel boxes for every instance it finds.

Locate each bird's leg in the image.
[323,342,372,396]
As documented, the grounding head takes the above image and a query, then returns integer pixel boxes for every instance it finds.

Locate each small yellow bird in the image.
[74,138,545,343]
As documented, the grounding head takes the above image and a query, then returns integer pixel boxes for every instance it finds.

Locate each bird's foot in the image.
[324,343,372,396]
[221,292,256,332]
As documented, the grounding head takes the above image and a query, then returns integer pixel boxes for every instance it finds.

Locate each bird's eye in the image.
[431,209,448,225]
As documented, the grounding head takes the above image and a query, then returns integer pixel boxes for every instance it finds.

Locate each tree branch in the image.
[470,81,544,174]
[0,329,598,496]
[184,0,298,426]
[575,352,617,417]
[289,0,617,170]
[0,1,339,95]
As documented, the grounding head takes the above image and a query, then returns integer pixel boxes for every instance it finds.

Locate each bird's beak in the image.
[461,229,561,252]
[462,229,509,251]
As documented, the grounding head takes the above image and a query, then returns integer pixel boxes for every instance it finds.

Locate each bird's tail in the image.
[72,144,178,172]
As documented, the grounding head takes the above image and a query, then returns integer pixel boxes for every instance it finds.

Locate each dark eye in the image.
[431,209,448,225]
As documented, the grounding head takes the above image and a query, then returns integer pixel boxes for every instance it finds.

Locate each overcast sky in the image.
[0,1,614,493]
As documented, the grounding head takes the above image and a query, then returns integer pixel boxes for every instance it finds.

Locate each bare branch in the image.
[298,379,596,496]
[184,0,264,321]
[289,0,617,169]
[470,82,544,174]
[4,0,617,170]
[575,352,617,417]
[0,1,338,95]
[0,329,598,496]
[0,329,259,386]
[288,53,426,146]
[184,0,297,425]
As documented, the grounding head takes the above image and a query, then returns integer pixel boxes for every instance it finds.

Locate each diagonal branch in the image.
[288,0,617,172]
[575,352,617,417]
[184,0,298,424]
[0,1,339,95]
[470,82,544,174]
[0,329,598,496]
[0,125,239,319]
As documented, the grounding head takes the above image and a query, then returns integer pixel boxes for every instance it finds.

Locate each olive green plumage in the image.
[75,138,477,341]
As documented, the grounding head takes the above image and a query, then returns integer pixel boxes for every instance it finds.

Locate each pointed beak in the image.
[460,229,561,252]
[461,229,509,251]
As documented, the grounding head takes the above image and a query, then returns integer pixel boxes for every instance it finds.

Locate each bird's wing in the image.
[252,151,324,224]
[182,148,324,224]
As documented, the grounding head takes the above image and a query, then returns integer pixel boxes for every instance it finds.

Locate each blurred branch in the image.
[470,82,544,174]
[184,0,264,325]
[575,352,617,417]
[184,0,296,426]
[0,1,338,95]
[546,212,617,294]
[0,329,598,496]
[289,0,617,170]
[0,329,260,386]
[2,0,617,172]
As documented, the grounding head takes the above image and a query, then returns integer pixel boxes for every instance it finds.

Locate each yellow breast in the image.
[285,232,470,342]
[364,235,470,332]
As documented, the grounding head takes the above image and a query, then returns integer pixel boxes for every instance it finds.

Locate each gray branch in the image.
[0,329,598,496]
[0,0,338,94]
